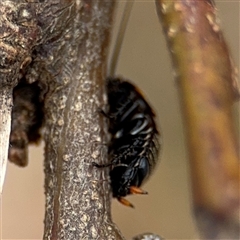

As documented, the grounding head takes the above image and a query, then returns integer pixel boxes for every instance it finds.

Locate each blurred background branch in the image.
[156,0,239,238]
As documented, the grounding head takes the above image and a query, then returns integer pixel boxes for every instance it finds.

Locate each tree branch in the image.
[1,0,127,239]
[37,1,125,239]
[0,1,44,193]
[155,0,239,239]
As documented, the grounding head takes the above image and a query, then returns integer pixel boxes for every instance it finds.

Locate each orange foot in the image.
[117,186,148,208]
[129,186,148,195]
[117,197,134,208]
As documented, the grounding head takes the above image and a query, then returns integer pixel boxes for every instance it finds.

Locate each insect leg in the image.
[117,197,134,208]
[92,162,112,168]
[129,186,148,195]
[98,108,109,118]
[92,155,121,168]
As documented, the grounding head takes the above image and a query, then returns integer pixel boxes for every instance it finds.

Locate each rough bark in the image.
[155,0,239,239]
[1,1,126,239]
[0,1,42,193]
[41,1,125,239]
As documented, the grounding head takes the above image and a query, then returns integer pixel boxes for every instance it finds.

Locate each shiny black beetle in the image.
[93,1,160,207]
[94,77,160,207]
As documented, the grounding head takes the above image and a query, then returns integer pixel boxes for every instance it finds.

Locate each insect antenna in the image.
[108,0,134,77]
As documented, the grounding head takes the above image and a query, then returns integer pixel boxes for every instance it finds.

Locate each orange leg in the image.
[117,197,134,208]
[129,186,148,195]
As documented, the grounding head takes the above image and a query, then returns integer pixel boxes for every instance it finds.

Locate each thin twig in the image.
[108,0,135,76]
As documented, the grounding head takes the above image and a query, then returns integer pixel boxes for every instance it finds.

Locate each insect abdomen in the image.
[107,77,160,205]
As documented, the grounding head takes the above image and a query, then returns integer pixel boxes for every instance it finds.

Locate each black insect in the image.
[94,77,160,207]
[93,0,160,207]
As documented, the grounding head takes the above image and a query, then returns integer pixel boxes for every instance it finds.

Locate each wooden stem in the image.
[155,0,240,238]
